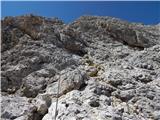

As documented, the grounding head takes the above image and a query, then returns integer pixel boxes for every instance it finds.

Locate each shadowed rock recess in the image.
[1,14,160,120]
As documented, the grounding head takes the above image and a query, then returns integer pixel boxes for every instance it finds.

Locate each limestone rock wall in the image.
[1,15,160,120]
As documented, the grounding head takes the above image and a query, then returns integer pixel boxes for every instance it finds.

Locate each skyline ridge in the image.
[2,1,160,25]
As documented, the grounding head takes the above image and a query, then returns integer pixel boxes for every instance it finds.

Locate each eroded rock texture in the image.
[1,14,160,120]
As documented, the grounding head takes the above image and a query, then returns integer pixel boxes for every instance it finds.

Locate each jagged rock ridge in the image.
[1,14,160,120]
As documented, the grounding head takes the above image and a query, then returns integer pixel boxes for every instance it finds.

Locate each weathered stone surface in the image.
[71,16,160,48]
[1,15,160,120]
[20,68,56,98]
[45,68,88,96]
[1,95,37,120]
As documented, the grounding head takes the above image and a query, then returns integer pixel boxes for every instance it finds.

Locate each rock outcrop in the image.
[1,14,160,120]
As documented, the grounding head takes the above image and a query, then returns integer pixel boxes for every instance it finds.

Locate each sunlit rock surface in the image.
[1,14,160,120]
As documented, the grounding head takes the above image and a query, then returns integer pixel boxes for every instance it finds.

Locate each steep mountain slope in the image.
[1,14,160,120]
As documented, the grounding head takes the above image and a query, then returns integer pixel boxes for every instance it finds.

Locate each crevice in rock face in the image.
[32,110,45,120]
[74,49,88,57]
[89,100,100,107]
[129,46,144,51]
[65,103,69,108]
[122,40,129,46]
[40,84,48,92]
[78,82,87,91]
[66,48,87,57]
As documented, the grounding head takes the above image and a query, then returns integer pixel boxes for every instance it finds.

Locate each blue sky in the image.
[1,1,160,24]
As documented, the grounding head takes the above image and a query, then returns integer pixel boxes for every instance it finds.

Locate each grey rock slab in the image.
[1,95,37,120]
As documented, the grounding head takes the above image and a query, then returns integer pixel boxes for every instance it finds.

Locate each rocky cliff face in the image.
[1,14,160,120]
